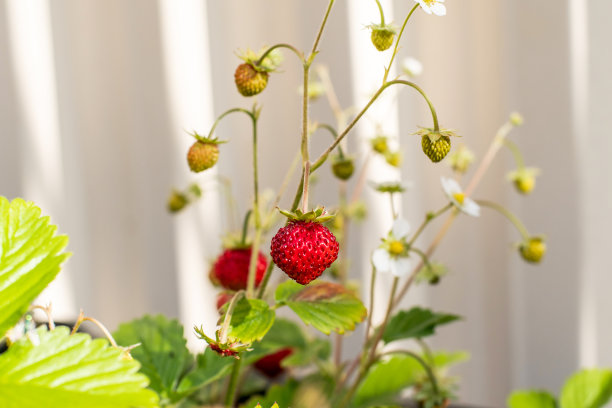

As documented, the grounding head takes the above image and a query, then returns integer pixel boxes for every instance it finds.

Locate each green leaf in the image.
[430,350,470,368]
[560,369,612,408]
[382,307,460,344]
[175,348,234,396]
[228,298,275,344]
[0,197,70,337]
[113,315,192,401]
[275,280,366,335]
[243,379,299,408]
[507,390,557,408]
[354,355,422,407]
[0,326,158,408]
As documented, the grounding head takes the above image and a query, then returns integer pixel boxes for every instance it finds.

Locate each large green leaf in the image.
[383,307,460,344]
[275,280,366,335]
[113,315,193,402]
[354,355,422,407]
[560,369,612,408]
[0,326,158,408]
[507,390,557,408]
[0,197,70,337]
[228,298,275,344]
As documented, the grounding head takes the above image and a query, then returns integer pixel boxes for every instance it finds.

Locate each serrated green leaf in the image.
[354,355,422,407]
[430,350,470,368]
[383,307,460,344]
[0,197,70,337]
[113,315,192,401]
[277,281,366,335]
[275,280,303,304]
[175,348,234,396]
[560,369,612,408]
[507,390,557,408]
[228,298,275,343]
[0,326,158,408]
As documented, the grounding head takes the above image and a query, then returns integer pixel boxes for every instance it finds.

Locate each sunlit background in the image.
[1,0,611,405]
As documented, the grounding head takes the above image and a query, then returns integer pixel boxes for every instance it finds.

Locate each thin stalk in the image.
[246,228,263,298]
[30,304,55,330]
[206,107,253,139]
[374,0,385,25]
[379,350,440,396]
[255,43,304,66]
[256,261,275,299]
[407,203,453,247]
[219,291,245,344]
[383,3,419,83]
[364,266,377,342]
[300,63,311,213]
[312,78,439,170]
[310,0,335,57]
[240,210,252,246]
[503,138,526,169]
[477,200,530,240]
[245,106,262,298]
[225,356,242,407]
[71,312,119,349]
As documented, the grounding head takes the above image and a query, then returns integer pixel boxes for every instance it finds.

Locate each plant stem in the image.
[312,78,439,170]
[407,203,452,247]
[255,43,304,66]
[256,261,275,299]
[374,0,385,25]
[311,0,335,57]
[225,356,242,407]
[206,107,254,139]
[364,266,377,342]
[503,138,526,169]
[379,350,440,397]
[240,210,252,246]
[246,107,262,298]
[383,3,419,83]
[477,200,531,239]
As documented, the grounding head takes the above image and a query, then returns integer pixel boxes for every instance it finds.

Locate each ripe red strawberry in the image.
[254,348,293,378]
[271,219,339,285]
[215,291,234,311]
[211,248,267,291]
[234,63,269,97]
[187,140,219,172]
[209,343,239,358]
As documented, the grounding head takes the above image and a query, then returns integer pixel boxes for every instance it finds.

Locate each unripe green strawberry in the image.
[234,63,269,97]
[371,135,389,154]
[167,191,188,213]
[519,237,546,263]
[385,150,402,167]
[508,167,540,195]
[331,155,355,180]
[416,127,457,163]
[187,140,219,173]
[370,25,396,51]
[421,134,451,163]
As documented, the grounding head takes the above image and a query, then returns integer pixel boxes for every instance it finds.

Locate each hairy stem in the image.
[477,200,531,239]
[225,356,242,407]
[383,3,419,83]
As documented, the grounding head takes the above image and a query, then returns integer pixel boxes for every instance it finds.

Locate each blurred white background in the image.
[1,0,611,405]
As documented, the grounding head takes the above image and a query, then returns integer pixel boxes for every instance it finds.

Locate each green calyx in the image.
[189,130,226,145]
[277,206,335,223]
[237,47,282,73]
[414,127,459,143]
[370,181,407,194]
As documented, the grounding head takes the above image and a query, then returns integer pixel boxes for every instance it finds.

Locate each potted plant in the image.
[0,1,547,407]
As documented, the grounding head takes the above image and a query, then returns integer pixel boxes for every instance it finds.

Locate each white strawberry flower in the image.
[440,177,480,217]
[415,0,447,16]
[371,218,412,277]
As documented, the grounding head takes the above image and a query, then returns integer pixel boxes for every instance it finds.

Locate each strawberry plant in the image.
[0,0,550,407]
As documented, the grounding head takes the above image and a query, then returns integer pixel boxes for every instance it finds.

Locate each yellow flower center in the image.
[389,240,404,256]
[453,192,465,205]
[423,0,437,5]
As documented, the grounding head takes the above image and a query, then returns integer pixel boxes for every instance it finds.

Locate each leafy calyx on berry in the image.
[189,130,227,145]
[277,206,335,223]
[194,326,251,358]
[414,127,459,143]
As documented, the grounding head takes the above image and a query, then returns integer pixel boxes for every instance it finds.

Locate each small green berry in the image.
[331,156,355,180]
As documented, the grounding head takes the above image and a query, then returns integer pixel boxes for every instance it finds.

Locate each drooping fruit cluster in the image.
[234,63,269,97]
[254,348,294,378]
[416,128,457,163]
[187,138,221,172]
[211,248,267,291]
[270,209,339,285]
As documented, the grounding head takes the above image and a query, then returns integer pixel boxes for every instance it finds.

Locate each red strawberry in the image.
[215,292,234,312]
[270,220,339,285]
[254,348,293,378]
[209,343,239,358]
[211,248,267,291]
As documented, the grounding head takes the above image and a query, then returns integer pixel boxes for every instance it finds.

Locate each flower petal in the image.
[416,0,433,14]
[372,248,392,273]
[392,218,411,239]
[461,198,481,217]
[390,257,412,277]
[430,3,447,16]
